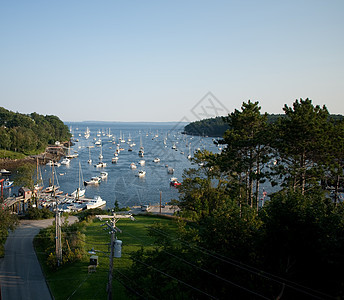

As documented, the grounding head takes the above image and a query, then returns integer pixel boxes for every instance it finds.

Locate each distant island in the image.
[183,114,344,137]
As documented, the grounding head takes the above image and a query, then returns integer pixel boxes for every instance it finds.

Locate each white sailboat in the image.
[71,161,86,199]
[66,142,79,159]
[99,144,103,160]
[88,147,92,164]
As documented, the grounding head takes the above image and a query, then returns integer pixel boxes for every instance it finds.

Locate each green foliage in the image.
[271,98,332,194]
[13,163,35,190]
[0,149,26,159]
[0,208,18,257]
[76,207,106,221]
[26,207,54,220]
[259,191,344,298]
[183,116,230,137]
[178,164,231,221]
[124,99,344,299]
[0,107,71,156]
[219,100,271,208]
[34,218,87,271]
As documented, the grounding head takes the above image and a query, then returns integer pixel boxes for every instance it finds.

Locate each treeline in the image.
[183,116,230,137]
[0,107,71,155]
[123,99,344,299]
[183,112,343,137]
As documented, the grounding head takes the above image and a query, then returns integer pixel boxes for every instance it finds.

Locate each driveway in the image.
[0,216,78,300]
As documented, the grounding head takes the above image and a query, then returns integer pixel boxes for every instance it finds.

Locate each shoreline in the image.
[0,142,70,171]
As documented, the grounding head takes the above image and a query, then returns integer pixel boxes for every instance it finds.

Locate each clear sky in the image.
[1,0,343,122]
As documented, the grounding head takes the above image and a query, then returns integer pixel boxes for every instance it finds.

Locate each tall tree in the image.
[272,99,331,194]
[326,118,344,203]
[219,100,270,210]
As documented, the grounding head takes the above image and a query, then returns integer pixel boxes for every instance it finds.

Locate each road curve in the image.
[0,217,78,300]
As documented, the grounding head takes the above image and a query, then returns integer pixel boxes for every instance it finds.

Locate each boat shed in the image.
[18,187,32,200]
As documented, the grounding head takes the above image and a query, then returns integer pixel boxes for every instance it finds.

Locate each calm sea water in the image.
[38,122,220,209]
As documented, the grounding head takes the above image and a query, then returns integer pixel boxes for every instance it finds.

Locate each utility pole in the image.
[105,214,122,300]
[92,212,131,299]
[53,164,62,267]
[160,191,162,214]
[55,193,62,266]
[107,222,115,300]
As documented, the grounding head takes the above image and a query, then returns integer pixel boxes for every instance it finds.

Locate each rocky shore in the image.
[0,142,69,172]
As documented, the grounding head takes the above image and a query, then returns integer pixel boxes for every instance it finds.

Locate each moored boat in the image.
[95,162,107,168]
[71,187,86,198]
[3,179,14,188]
[84,195,106,209]
[0,169,11,176]
[170,177,181,187]
[100,171,108,179]
[84,176,101,185]
[61,158,70,165]
[137,170,146,177]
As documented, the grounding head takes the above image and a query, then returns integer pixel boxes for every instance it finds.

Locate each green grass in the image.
[36,215,179,300]
[0,149,27,159]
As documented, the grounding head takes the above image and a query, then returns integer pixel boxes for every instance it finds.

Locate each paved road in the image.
[0,216,78,300]
[130,205,180,215]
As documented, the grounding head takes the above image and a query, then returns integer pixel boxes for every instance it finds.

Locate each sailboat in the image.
[107,128,113,138]
[138,135,144,157]
[34,158,44,192]
[99,144,103,160]
[71,161,86,199]
[44,164,60,194]
[88,147,92,164]
[95,144,107,167]
[187,144,192,160]
[66,141,79,159]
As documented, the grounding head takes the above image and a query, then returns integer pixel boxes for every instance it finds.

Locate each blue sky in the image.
[1,0,343,122]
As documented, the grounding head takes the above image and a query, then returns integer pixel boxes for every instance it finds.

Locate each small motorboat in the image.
[137,170,146,178]
[100,171,108,180]
[170,177,181,187]
[84,177,101,186]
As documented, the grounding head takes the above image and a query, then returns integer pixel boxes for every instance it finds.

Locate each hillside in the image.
[183,114,343,137]
[0,107,71,157]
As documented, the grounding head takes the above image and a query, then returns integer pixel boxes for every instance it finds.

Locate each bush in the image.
[26,207,54,220]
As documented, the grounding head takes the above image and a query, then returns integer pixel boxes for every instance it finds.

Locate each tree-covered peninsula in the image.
[183,112,343,137]
[0,107,71,157]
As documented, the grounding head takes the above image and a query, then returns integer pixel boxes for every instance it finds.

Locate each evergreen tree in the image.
[219,100,271,210]
[272,99,331,194]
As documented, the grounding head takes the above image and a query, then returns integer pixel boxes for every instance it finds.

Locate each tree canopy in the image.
[123,98,344,299]
[0,107,71,155]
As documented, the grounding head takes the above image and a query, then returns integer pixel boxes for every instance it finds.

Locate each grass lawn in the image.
[0,149,27,159]
[36,214,179,300]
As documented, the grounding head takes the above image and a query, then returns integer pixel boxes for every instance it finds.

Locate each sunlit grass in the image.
[35,215,179,299]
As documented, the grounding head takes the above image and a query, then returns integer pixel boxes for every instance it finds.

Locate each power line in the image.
[131,256,219,300]
[114,269,158,300]
[123,230,270,299]
[147,225,335,300]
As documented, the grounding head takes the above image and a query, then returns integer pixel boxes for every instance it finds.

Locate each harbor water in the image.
[38,122,221,209]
